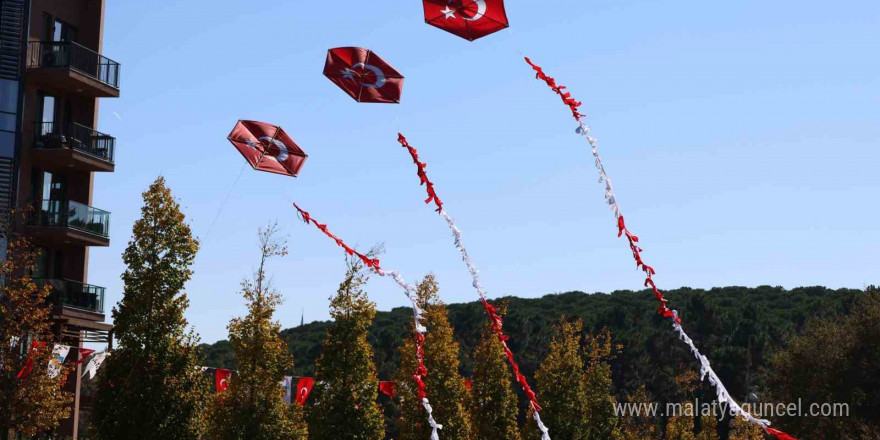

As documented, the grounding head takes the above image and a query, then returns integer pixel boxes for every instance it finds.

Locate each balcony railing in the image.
[34,122,115,163]
[37,278,105,313]
[28,41,120,89]
[29,199,110,237]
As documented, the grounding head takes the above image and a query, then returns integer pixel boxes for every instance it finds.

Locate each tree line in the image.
[2,177,877,440]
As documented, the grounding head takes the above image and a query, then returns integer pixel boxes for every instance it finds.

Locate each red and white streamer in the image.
[524,57,798,440]
[396,134,551,440]
[292,203,441,440]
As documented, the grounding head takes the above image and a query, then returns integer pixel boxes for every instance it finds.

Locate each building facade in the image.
[0,0,118,437]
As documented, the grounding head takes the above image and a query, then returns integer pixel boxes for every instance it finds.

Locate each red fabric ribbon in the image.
[16,341,46,379]
[479,298,542,412]
[292,202,382,272]
[397,134,444,212]
[765,428,799,440]
[524,57,585,121]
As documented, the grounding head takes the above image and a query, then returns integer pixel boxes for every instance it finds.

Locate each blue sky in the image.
[89,0,880,344]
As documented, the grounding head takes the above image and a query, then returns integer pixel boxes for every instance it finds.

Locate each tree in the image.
[394,275,474,440]
[307,254,385,440]
[0,231,73,437]
[207,224,307,440]
[727,416,764,440]
[664,369,720,440]
[767,287,880,440]
[93,177,207,440]
[534,317,589,440]
[583,327,622,440]
[470,301,521,440]
[619,386,657,440]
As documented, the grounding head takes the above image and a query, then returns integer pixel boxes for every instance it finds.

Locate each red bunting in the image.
[215,369,232,393]
[525,56,801,440]
[395,133,545,414]
[464,379,472,389]
[397,134,443,213]
[296,377,315,405]
[379,381,397,399]
[16,341,46,379]
[291,202,431,405]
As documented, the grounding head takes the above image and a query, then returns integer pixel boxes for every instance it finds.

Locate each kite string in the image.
[523,57,797,440]
[203,162,248,242]
[396,134,551,440]
[291,203,442,440]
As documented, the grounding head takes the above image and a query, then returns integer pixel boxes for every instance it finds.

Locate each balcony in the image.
[27,41,120,97]
[32,122,115,172]
[37,278,105,314]
[27,199,110,247]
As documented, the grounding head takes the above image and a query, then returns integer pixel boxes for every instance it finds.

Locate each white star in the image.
[441,6,456,19]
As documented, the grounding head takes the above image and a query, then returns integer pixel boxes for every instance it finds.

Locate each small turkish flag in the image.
[423,0,509,41]
[378,381,396,399]
[323,47,404,104]
[295,377,315,406]
[215,369,232,393]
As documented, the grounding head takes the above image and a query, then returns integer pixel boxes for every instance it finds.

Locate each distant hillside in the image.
[201,286,863,405]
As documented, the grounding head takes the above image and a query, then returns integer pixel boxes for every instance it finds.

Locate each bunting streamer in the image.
[396,133,551,440]
[82,351,109,380]
[523,56,797,440]
[47,345,70,379]
[293,202,442,440]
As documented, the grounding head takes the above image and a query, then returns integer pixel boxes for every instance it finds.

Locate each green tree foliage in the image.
[583,327,622,440]
[0,232,73,437]
[207,224,307,440]
[727,416,764,440]
[619,386,657,440]
[470,302,521,440]
[93,177,207,440]
[307,255,385,440]
[534,317,589,440]
[767,287,880,440]
[421,275,474,440]
[393,331,425,440]
[664,370,719,440]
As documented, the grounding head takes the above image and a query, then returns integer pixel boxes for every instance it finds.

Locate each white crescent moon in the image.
[220,379,228,388]
[459,0,486,21]
[351,62,386,89]
[258,136,289,162]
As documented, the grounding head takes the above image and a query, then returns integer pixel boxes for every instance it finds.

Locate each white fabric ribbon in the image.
[375,268,439,439]
[575,122,773,431]
[533,410,551,440]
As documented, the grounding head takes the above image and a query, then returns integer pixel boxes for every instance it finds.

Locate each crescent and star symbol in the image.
[245,136,289,162]
[340,62,387,89]
[441,0,487,21]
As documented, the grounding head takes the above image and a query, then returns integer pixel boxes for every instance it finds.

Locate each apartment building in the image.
[0,0,118,437]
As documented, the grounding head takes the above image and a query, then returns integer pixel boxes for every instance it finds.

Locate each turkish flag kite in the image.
[378,381,396,399]
[295,377,315,406]
[423,0,509,41]
[215,369,232,393]
[227,120,308,177]
[323,47,404,104]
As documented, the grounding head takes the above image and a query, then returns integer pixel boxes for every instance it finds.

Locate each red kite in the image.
[323,47,404,104]
[423,0,509,41]
[227,120,308,177]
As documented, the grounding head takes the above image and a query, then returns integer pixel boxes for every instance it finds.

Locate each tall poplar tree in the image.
[0,232,73,437]
[470,301,521,440]
[93,177,207,440]
[207,224,307,440]
[583,327,622,440]
[394,275,474,440]
[534,317,590,440]
[307,254,385,440]
[619,386,657,440]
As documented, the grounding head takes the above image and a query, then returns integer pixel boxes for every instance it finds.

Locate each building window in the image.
[37,93,56,135]
[0,79,18,157]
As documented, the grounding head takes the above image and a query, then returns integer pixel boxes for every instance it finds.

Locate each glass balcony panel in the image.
[30,199,110,237]
[36,278,105,313]
[29,41,120,89]
[33,121,115,163]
